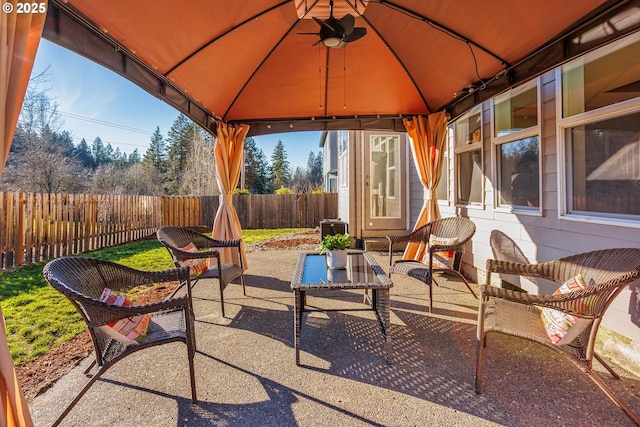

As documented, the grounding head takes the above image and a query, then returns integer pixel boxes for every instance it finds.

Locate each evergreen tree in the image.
[270,139,290,191]
[128,148,141,165]
[104,142,115,163]
[51,130,75,157]
[112,147,126,168]
[74,138,95,168]
[92,136,109,165]
[243,137,271,194]
[310,150,323,187]
[165,115,198,194]
[143,127,167,172]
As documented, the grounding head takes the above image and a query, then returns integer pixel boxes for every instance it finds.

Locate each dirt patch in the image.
[246,229,320,252]
[261,237,319,248]
[17,229,319,401]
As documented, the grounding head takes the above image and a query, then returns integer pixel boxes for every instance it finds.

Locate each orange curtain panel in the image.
[402,112,448,261]
[1,4,45,426]
[211,121,249,269]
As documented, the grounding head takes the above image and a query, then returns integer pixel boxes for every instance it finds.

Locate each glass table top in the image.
[294,252,391,288]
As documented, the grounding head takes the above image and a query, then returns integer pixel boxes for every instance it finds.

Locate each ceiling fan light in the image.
[322,36,342,47]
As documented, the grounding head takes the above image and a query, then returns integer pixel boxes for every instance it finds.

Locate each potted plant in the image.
[317,233,351,269]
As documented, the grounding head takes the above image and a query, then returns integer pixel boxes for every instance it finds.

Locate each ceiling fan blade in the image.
[313,16,337,32]
[312,39,322,47]
[343,27,367,43]
[338,14,355,35]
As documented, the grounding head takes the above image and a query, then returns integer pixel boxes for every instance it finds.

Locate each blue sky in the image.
[30,40,321,170]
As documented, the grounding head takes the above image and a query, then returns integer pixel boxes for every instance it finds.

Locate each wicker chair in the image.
[387,216,477,311]
[157,226,245,317]
[489,229,530,264]
[476,248,640,426]
[43,257,197,426]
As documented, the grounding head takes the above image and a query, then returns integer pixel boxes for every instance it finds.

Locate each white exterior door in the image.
[364,132,406,230]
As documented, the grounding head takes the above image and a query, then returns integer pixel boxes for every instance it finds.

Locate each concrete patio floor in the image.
[30,249,640,426]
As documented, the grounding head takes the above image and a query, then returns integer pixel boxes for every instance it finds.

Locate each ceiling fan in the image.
[306,0,367,48]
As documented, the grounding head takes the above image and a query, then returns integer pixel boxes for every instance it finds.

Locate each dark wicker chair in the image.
[386,216,477,312]
[476,248,640,426]
[43,257,197,427]
[157,226,245,317]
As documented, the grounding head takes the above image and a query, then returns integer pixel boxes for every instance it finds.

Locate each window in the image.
[562,35,640,118]
[559,33,640,223]
[492,81,540,210]
[329,175,337,193]
[494,83,538,137]
[565,112,640,217]
[338,130,348,187]
[497,137,539,207]
[454,106,483,206]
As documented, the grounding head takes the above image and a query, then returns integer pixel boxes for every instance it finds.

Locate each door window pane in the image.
[370,135,401,218]
[498,137,539,208]
[567,111,640,217]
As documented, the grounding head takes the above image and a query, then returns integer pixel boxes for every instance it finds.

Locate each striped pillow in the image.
[99,288,151,345]
[541,274,593,345]
[179,242,209,277]
[424,235,458,269]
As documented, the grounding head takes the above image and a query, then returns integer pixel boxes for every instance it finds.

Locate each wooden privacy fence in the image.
[164,193,338,229]
[0,192,163,269]
[1,192,337,269]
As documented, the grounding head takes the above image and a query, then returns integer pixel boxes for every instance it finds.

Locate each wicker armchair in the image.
[387,216,477,311]
[157,226,246,317]
[489,229,530,264]
[476,248,640,426]
[43,257,197,426]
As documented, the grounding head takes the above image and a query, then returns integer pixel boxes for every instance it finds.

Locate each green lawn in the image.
[0,228,306,365]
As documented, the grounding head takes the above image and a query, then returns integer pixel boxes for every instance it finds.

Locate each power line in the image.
[58,110,155,135]
[69,136,148,151]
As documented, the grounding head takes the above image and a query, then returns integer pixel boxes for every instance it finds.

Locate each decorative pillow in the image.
[98,288,151,345]
[178,242,209,277]
[423,235,458,269]
[541,274,593,345]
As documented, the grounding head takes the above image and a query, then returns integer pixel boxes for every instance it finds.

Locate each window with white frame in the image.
[493,80,540,210]
[454,106,483,205]
[559,33,640,221]
[338,130,348,187]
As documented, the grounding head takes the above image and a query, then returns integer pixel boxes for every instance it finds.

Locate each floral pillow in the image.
[540,274,593,345]
[423,235,458,269]
[178,242,209,277]
[99,288,151,345]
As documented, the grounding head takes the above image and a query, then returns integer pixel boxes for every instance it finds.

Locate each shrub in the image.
[275,186,292,195]
[234,188,251,195]
[312,189,326,194]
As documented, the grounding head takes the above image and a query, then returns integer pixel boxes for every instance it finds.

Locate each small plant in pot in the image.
[317,233,351,269]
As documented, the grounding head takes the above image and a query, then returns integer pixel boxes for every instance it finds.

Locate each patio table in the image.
[291,251,393,365]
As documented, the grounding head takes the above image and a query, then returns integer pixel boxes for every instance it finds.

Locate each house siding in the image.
[458,69,640,345]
